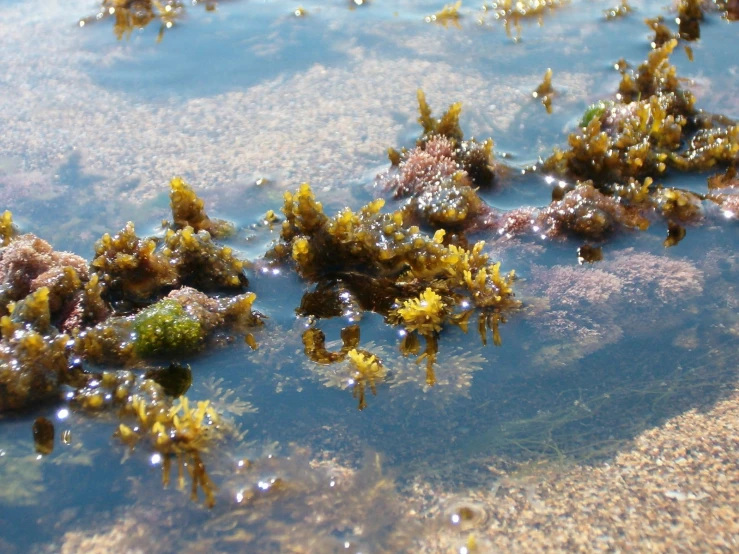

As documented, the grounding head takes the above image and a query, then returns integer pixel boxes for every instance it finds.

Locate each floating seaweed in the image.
[481,0,568,40]
[604,0,631,20]
[532,68,554,114]
[426,1,463,27]
[79,0,217,42]
[378,91,496,229]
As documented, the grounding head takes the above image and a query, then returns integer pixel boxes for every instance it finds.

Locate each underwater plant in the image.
[273,183,517,330]
[117,381,225,507]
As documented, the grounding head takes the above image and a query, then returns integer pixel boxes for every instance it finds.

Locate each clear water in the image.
[0,1,737,552]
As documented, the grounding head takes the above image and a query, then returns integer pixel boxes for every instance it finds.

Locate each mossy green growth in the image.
[580,101,614,128]
[133,299,203,358]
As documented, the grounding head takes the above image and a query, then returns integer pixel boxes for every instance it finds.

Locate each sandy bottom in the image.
[412,387,739,553]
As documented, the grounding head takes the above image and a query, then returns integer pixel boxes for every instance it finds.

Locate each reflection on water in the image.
[0,0,737,552]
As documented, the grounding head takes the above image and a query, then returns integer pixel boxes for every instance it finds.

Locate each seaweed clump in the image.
[92,221,247,304]
[169,177,234,239]
[274,183,516,316]
[273,183,517,380]
[79,1,216,42]
[0,288,72,411]
[540,39,738,238]
[378,91,496,229]
[117,384,223,507]
[0,232,90,320]
[66,368,230,506]
[546,40,698,185]
[1,181,259,413]
[90,177,248,305]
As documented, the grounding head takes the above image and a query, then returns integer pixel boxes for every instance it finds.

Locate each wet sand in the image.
[413,386,739,553]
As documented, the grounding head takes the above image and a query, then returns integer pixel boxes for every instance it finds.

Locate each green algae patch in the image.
[579,101,614,128]
[133,299,204,358]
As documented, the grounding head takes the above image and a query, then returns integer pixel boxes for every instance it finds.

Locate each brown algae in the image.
[426,1,463,27]
[379,91,496,229]
[532,68,555,114]
[79,0,217,41]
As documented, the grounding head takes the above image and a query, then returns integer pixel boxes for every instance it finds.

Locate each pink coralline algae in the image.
[382,135,459,199]
[537,182,649,238]
[0,234,89,316]
[603,249,704,302]
[525,249,704,365]
[482,182,649,241]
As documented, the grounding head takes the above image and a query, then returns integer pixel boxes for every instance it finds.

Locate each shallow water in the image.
[0,0,737,552]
